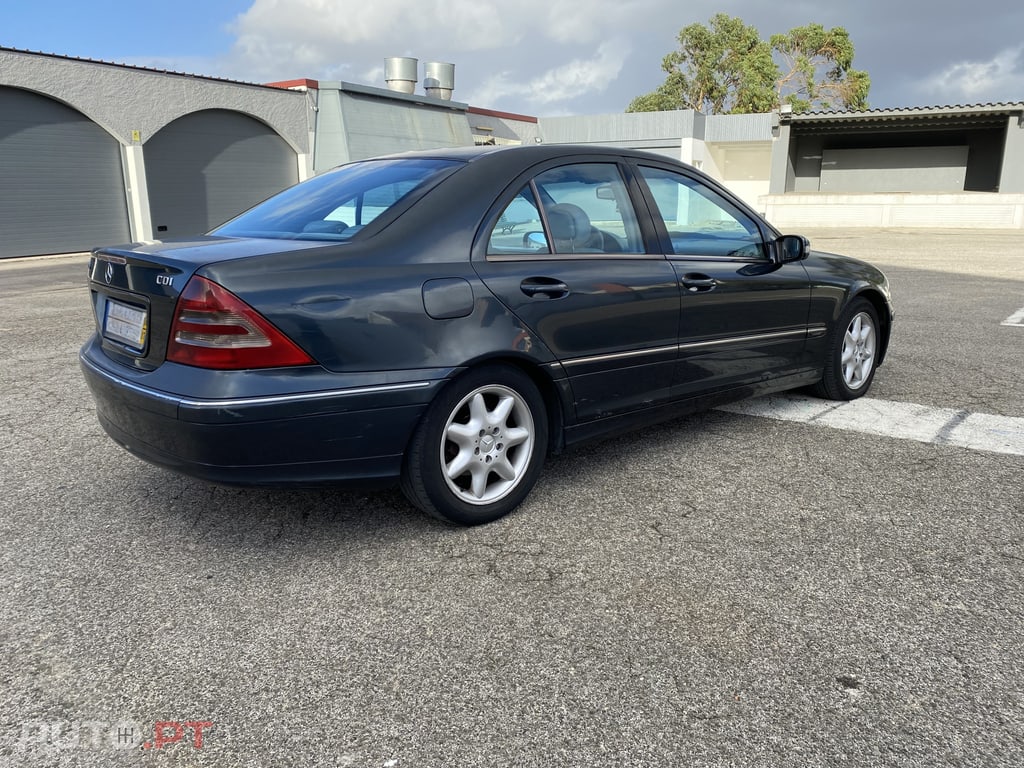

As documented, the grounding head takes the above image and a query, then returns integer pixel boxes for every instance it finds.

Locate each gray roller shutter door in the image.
[0,87,130,259]
[145,110,298,238]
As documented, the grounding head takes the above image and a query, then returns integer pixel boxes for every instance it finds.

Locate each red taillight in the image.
[166,276,314,369]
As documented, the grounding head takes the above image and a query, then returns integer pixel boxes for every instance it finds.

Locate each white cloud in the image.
[467,41,630,113]
[229,0,508,58]
[224,0,640,72]
[214,0,653,105]
[916,45,1024,103]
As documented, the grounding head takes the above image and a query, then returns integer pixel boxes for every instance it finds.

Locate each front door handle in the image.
[681,274,717,293]
[521,277,570,299]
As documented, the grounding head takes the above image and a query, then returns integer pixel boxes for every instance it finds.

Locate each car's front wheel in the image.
[401,364,548,525]
[813,297,880,400]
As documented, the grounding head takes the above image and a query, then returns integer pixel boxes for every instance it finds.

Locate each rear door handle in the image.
[521,277,570,299]
[681,274,717,293]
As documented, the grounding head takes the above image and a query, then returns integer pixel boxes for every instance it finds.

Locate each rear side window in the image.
[488,187,544,253]
[212,158,461,241]
[487,163,644,256]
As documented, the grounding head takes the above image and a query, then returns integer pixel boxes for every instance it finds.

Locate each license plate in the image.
[103,298,148,350]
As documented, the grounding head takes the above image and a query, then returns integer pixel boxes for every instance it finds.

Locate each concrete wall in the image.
[0,49,309,156]
[537,110,772,207]
[1002,115,1024,193]
[705,143,771,209]
[761,193,1024,229]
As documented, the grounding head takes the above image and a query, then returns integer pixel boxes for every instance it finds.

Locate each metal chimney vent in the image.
[384,57,418,94]
[423,61,455,100]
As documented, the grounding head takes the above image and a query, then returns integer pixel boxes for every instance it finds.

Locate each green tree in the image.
[627,15,870,114]
[771,24,870,111]
[627,14,777,114]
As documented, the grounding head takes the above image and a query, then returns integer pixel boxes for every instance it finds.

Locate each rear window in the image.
[212,158,461,241]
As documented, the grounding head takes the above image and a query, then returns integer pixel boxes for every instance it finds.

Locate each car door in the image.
[473,160,680,422]
[633,163,813,397]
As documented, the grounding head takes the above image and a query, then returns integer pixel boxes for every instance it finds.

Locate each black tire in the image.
[401,364,548,525]
[812,297,880,401]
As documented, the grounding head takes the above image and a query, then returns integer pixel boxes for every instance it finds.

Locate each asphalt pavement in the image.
[1,230,1022,767]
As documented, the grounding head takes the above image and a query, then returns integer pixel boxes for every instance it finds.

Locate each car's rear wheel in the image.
[813,297,880,400]
[401,364,548,525]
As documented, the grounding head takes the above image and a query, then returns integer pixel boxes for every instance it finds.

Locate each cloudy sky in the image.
[3,0,1023,115]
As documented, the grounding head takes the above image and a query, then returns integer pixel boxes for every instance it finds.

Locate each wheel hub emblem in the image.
[480,435,495,452]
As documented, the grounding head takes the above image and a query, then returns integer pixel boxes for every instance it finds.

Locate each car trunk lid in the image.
[88,237,331,371]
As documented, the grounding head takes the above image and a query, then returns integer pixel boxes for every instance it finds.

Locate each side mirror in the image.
[776,234,809,263]
[523,231,548,251]
[595,185,616,200]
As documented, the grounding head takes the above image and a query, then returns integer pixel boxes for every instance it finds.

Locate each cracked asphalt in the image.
[1,229,1022,767]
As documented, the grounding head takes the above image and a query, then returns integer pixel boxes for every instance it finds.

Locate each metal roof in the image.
[784,102,1024,123]
[333,81,468,112]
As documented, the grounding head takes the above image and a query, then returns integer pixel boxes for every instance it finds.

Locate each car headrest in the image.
[547,203,591,252]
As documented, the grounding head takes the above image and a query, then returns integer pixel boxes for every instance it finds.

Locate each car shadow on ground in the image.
[105,409,727,551]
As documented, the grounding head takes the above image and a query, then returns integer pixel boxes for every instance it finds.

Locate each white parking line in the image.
[717,394,1024,457]
[1002,307,1024,327]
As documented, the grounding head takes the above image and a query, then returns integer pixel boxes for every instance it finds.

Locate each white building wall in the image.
[0,49,309,151]
[761,193,1024,229]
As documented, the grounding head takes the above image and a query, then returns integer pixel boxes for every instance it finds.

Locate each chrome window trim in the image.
[666,254,769,264]
[561,344,680,368]
[678,329,807,352]
[485,252,666,263]
[560,328,811,368]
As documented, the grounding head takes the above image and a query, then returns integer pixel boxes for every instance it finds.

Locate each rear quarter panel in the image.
[196,241,560,375]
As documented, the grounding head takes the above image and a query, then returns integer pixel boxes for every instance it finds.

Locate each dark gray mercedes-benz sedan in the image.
[80,144,893,524]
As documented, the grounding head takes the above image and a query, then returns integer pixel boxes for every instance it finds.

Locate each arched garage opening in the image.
[144,109,298,238]
[0,87,130,258]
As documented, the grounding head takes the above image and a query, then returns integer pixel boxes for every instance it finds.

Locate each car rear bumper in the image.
[79,337,445,486]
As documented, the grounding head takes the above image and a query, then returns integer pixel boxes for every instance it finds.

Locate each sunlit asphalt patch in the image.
[717,395,1024,457]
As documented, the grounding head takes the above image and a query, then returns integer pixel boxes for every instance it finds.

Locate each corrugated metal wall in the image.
[704,113,775,143]
[540,111,698,144]
[339,93,474,161]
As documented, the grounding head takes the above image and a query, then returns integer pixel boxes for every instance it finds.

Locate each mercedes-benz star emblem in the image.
[104,262,113,284]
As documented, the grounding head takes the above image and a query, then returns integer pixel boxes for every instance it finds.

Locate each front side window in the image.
[638,167,766,259]
[213,158,461,241]
[487,163,644,256]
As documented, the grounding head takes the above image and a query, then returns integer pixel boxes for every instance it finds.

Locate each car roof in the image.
[373,143,686,167]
